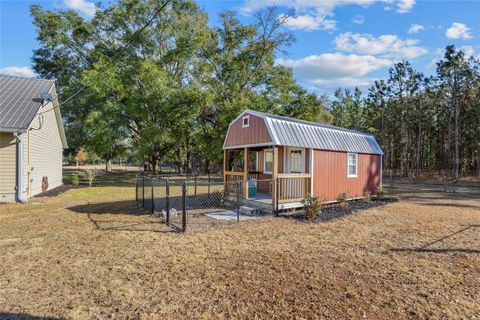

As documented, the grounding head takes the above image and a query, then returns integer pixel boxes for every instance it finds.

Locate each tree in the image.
[437,45,474,181]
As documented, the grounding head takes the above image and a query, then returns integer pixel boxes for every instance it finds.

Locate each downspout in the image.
[13,132,27,203]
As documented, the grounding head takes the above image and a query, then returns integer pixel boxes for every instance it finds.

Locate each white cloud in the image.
[64,0,96,18]
[461,46,480,60]
[277,53,391,81]
[0,66,36,78]
[242,0,377,31]
[277,53,391,90]
[396,0,415,13]
[281,14,335,31]
[383,0,415,13]
[427,46,480,71]
[334,32,428,59]
[353,14,365,24]
[310,77,376,90]
[445,22,472,39]
[408,24,424,34]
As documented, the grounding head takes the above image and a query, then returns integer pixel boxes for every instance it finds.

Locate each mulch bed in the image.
[34,184,84,198]
[287,197,398,223]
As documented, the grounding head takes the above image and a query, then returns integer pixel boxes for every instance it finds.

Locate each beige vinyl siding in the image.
[25,100,63,196]
[0,132,16,202]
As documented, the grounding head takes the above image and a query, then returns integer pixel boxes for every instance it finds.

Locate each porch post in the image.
[244,147,249,199]
[223,149,227,182]
[272,146,278,205]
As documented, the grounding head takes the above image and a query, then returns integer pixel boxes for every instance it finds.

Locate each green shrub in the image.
[376,187,386,200]
[337,192,348,208]
[363,191,372,202]
[302,193,322,219]
[70,173,79,185]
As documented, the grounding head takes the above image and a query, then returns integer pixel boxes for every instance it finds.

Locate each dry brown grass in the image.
[0,175,479,319]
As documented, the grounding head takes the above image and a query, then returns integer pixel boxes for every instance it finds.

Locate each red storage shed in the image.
[223,110,383,208]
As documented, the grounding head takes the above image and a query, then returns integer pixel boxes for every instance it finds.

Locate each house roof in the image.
[224,109,383,155]
[0,74,55,131]
[0,74,67,148]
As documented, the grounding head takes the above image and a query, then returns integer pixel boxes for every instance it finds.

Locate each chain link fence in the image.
[135,175,276,232]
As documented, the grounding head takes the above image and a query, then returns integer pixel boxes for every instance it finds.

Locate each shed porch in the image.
[223,146,312,208]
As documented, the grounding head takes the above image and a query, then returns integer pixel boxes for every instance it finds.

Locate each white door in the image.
[286,148,305,173]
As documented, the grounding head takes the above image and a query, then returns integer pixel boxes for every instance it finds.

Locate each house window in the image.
[264,149,273,174]
[242,115,250,128]
[347,153,358,177]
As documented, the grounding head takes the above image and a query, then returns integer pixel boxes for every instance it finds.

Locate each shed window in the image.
[264,149,273,174]
[242,115,250,128]
[289,149,304,173]
[347,153,358,178]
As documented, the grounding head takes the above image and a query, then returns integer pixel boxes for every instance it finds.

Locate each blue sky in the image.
[1,0,479,95]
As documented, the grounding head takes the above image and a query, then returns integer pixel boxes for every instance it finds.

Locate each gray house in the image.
[0,75,67,202]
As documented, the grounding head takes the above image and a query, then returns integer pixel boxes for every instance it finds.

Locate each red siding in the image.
[312,150,381,202]
[224,114,272,147]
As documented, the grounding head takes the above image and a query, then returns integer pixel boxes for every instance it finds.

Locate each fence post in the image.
[194,173,197,197]
[135,177,138,204]
[151,178,155,214]
[182,181,187,232]
[166,178,170,226]
[208,172,211,196]
[236,182,240,223]
[142,177,145,208]
[275,177,279,216]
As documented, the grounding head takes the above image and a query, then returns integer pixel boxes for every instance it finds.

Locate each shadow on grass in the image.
[68,201,177,233]
[413,202,480,209]
[390,225,480,254]
[0,312,61,320]
[68,200,145,215]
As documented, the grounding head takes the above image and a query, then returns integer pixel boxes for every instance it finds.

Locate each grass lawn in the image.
[0,171,479,319]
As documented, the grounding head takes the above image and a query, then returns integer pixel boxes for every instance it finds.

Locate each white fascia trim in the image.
[223,142,274,150]
[310,149,314,194]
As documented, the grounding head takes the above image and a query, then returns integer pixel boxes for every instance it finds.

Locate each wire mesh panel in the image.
[143,177,153,212]
[151,178,167,213]
[167,179,187,231]
[186,181,241,213]
[135,176,143,205]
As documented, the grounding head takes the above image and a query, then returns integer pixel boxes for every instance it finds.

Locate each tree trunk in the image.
[454,103,460,182]
[105,158,112,172]
[416,121,421,177]
[399,111,405,178]
[204,158,210,174]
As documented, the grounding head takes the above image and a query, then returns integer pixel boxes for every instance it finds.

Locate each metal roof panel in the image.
[0,74,55,131]
[243,110,383,155]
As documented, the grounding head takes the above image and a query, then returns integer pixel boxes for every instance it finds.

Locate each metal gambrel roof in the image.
[225,109,383,155]
[0,74,55,132]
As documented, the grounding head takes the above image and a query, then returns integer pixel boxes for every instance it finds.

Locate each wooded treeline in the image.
[31,0,479,178]
[331,50,480,180]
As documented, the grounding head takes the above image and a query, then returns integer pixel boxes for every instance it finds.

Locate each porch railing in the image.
[277,173,311,203]
[225,171,244,183]
[225,171,311,204]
